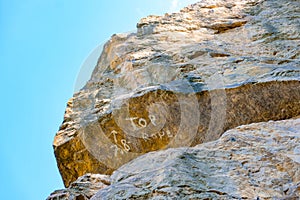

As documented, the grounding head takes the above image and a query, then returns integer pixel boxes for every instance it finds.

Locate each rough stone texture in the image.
[47,174,110,200]
[53,0,300,187]
[92,117,300,199]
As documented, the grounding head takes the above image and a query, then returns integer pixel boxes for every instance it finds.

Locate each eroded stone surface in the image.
[47,174,110,200]
[53,0,300,187]
[92,117,300,199]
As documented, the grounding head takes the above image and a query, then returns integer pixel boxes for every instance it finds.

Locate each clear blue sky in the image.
[0,1,198,199]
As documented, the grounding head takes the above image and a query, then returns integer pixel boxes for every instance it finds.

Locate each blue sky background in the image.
[0,0,198,199]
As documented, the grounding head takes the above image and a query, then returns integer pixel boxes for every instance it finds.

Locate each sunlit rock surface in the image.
[53,0,300,188]
[92,117,300,199]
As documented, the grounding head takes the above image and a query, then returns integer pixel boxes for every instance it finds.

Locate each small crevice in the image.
[204,20,247,34]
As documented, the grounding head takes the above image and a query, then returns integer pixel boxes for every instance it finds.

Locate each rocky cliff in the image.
[49,0,300,199]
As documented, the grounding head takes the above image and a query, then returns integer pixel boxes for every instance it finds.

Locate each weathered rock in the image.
[54,0,300,187]
[47,174,110,200]
[92,117,300,199]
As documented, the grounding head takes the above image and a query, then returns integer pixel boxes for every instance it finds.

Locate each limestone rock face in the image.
[92,117,300,199]
[47,174,110,200]
[53,0,300,187]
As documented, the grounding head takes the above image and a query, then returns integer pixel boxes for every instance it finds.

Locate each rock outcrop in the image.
[92,117,300,199]
[53,0,300,188]
[49,0,300,199]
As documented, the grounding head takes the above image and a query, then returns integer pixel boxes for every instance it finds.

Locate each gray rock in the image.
[92,117,300,199]
[47,174,110,200]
